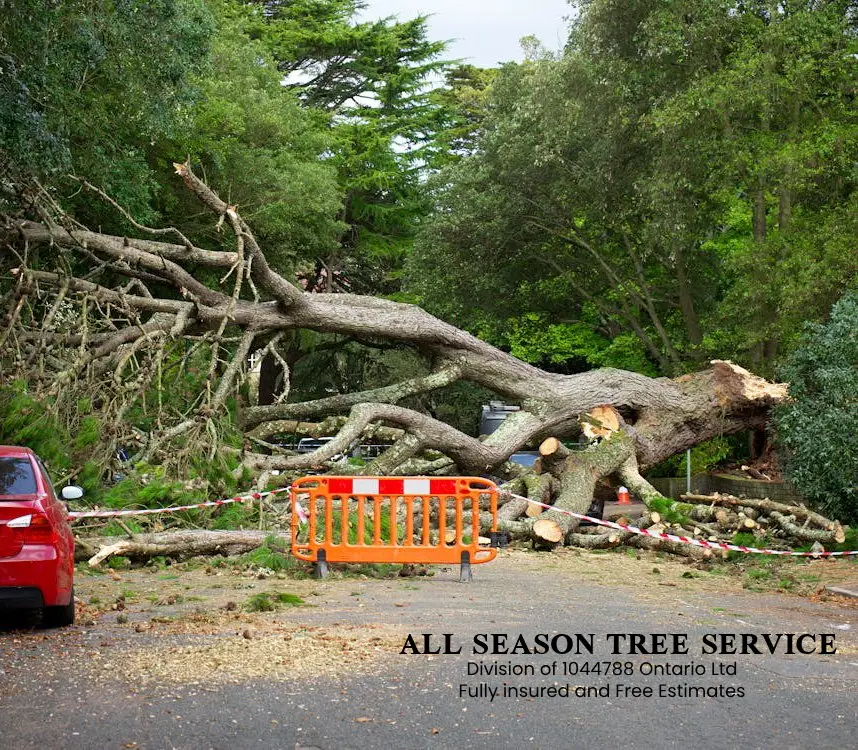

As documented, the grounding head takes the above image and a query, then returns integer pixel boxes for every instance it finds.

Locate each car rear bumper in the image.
[0,586,44,609]
[0,547,67,606]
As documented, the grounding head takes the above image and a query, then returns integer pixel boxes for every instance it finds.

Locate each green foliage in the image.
[244,591,305,611]
[236,537,297,572]
[74,416,101,452]
[168,2,343,269]
[327,508,391,545]
[106,556,131,570]
[1,0,214,226]
[243,0,454,296]
[275,592,305,606]
[100,520,143,537]
[210,502,258,531]
[645,497,694,526]
[648,437,734,478]
[244,593,277,612]
[410,0,858,378]
[498,313,657,375]
[430,65,499,160]
[0,383,71,476]
[775,292,858,523]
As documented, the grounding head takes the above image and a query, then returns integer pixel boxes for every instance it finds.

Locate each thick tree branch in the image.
[242,365,462,425]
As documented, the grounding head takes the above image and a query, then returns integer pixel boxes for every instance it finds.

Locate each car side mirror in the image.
[61,485,84,501]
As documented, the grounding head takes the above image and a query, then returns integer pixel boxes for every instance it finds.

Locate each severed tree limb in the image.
[2,223,239,268]
[532,432,638,546]
[78,530,289,565]
[359,433,423,475]
[616,452,670,505]
[243,402,545,474]
[522,472,555,517]
[242,365,462,425]
[210,328,257,413]
[768,511,845,544]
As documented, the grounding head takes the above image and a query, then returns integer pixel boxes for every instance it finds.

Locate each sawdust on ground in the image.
[97,615,402,685]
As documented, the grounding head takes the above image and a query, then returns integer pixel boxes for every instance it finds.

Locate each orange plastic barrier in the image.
[290,476,499,579]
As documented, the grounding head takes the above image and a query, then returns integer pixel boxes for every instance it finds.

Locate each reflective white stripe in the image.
[352,478,380,495]
[7,515,32,528]
[403,478,431,495]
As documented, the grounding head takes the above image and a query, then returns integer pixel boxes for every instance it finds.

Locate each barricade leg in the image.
[315,549,329,579]
[459,550,472,583]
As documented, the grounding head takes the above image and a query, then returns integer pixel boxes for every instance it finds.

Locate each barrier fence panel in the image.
[290,476,499,580]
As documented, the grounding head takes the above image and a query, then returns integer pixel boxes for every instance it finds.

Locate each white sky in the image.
[358,1,573,67]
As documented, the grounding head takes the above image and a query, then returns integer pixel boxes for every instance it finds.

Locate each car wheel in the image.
[43,588,75,628]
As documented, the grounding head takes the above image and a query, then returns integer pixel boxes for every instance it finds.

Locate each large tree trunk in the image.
[1,163,788,537]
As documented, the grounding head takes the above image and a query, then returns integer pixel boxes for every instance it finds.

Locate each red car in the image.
[0,446,78,627]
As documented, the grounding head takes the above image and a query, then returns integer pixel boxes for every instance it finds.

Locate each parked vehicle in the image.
[0,446,80,627]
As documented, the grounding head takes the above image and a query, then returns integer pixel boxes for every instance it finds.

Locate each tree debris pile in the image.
[73,484,850,569]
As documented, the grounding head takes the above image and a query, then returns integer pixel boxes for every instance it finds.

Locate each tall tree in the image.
[411,0,858,378]
[242,0,452,295]
[0,0,213,226]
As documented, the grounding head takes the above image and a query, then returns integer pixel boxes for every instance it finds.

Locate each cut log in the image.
[76,530,288,565]
[531,430,637,546]
[522,472,554,517]
[741,465,770,480]
[566,530,631,549]
[682,493,840,530]
[539,437,570,460]
[629,535,713,561]
[532,518,564,544]
[526,501,545,518]
[768,512,846,544]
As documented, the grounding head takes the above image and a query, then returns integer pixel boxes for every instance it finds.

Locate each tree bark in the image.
[76,530,287,565]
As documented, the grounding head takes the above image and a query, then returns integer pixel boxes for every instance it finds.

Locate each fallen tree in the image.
[2,164,791,550]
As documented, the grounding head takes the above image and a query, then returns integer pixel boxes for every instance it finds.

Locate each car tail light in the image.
[7,513,58,544]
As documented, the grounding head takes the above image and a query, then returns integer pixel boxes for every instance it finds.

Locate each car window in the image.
[0,457,38,496]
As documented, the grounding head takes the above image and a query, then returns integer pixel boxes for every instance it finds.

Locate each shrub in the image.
[774,292,858,523]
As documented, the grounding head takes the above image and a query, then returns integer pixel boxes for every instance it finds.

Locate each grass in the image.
[243,592,305,612]
[235,538,312,578]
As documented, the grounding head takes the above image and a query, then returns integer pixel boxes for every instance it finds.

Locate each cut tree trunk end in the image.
[530,431,637,547]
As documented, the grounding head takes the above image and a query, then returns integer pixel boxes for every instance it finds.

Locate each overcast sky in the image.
[358,1,573,68]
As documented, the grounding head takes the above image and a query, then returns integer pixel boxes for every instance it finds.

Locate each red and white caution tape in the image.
[67,478,856,557]
[511,493,858,557]
[67,488,290,519]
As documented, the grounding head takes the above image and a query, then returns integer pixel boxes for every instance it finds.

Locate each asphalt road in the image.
[1,550,855,750]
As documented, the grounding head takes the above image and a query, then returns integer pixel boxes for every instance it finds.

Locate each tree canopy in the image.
[410,0,858,379]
